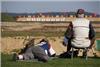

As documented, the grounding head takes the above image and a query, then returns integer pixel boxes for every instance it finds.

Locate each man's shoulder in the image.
[84,18,90,21]
[72,18,90,22]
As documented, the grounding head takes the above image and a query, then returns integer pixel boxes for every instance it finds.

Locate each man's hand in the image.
[62,37,68,46]
[62,41,67,46]
[89,38,95,49]
[88,45,92,49]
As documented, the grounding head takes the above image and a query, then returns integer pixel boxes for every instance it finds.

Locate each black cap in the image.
[77,9,85,14]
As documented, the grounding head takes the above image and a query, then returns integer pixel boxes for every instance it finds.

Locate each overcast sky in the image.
[1,1,100,14]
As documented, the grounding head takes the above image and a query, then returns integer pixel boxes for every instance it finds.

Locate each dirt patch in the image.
[1,36,66,54]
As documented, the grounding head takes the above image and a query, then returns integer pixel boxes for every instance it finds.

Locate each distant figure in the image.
[63,9,95,56]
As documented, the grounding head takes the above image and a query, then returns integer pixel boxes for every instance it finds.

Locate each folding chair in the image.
[71,47,88,60]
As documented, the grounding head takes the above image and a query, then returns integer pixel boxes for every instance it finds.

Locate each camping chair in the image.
[71,47,88,60]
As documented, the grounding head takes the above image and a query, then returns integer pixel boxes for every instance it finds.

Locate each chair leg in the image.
[71,47,74,60]
[86,48,88,60]
[84,48,88,60]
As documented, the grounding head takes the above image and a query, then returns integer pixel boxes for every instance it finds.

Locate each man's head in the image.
[76,9,85,18]
[40,38,48,43]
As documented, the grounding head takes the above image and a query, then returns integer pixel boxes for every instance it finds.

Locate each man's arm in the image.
[36,42,46,46]
[64,22,73,39]
[89,22,96,48]
[63,22,73,46]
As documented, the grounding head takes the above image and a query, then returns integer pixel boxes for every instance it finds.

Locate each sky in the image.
[1,1,100,14]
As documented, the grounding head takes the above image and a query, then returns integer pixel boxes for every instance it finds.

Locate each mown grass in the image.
[1,31,100,38]
[1,31,65,37]
[1,54,100,67]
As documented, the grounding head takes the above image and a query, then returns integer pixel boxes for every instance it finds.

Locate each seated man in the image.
[63,9,95,56]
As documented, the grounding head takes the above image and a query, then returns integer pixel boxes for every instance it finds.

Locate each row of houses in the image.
[16,14,98,22]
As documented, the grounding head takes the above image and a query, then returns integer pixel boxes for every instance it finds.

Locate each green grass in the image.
[1,13,15,22]
[1,54,100,67]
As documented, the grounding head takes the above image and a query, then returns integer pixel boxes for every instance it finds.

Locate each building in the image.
[16,12,99,22]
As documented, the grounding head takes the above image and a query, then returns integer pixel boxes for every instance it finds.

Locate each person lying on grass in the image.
[13,38,56,62]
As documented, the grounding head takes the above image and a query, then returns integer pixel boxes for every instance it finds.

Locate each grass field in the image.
[1,31,100,38]
[1,54,100,67]
[1,21,100,67]
[1,31,65,37]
